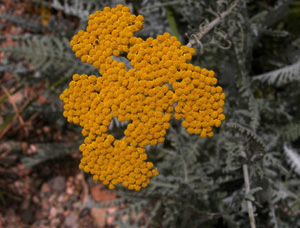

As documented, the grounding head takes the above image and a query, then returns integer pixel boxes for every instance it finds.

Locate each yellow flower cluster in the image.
[60,4,225,191]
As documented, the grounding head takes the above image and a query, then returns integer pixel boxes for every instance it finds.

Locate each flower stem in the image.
[165,6,180,41]
[243,164,257,228]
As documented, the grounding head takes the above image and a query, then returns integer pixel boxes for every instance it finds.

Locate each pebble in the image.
[49,176,66,192]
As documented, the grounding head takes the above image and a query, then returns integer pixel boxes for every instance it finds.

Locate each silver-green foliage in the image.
[0,10,72,34]
[252,59,300,87]
[0,35,98,80]
[3,0,300,227]
[102,0,300,227]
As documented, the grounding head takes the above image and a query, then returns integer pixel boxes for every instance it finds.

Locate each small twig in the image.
[191,33,203,49]
[243,163,257,228]
[187,0,239,47]
[0,93,39,139]
[8,111,39,136]
[78,173,89,205]
[0,85,29,138]
[1,85,25,128]
[0,144,12,159]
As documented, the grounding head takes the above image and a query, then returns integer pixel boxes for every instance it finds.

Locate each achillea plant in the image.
[59,4,225,191]
[3,0,300,227]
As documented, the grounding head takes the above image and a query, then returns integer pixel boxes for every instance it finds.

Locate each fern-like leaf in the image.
[232,34,260,131]
[0,10,72,34]
[252,58,300,87]
[251,23,289,37]
[0,35,97,77]
[226,122,266,154]
[0,10,44,32]
[21,142,81,168]
[249,96,260,131]
[79,198,126,209]
[35,0,119,20]
[280,121,300,142]
[36,0,94,20]
[283,142,300,177]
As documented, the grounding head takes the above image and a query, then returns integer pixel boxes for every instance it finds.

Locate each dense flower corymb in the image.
[60,4,225,191]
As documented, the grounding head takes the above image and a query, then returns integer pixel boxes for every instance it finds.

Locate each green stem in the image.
[47,74,71,91]
[165,6,180,41]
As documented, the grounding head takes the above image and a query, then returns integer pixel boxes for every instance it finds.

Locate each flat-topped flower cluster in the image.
[60,4,225,191]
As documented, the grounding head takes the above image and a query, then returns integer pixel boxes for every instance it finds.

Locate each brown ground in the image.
[0,1,119,227]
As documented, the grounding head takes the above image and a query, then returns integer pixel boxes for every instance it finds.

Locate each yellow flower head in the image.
[60,4,226,191]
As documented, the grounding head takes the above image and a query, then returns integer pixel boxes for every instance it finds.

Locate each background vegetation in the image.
[1,0,300,227]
